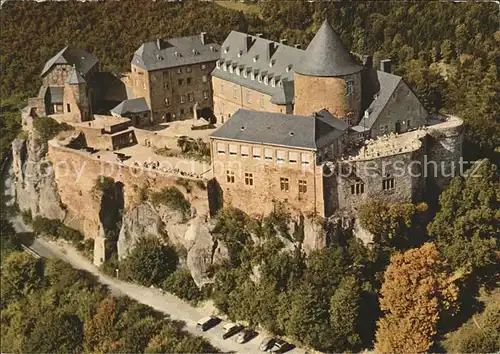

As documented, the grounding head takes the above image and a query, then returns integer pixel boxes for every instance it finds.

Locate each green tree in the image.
[329,276,362,351]
[428,159,499,274]
[0,219,22,262]
[162,268,202,303]
[120,237,178,287]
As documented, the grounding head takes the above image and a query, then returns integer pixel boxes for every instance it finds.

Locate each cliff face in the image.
[12,134,66,220]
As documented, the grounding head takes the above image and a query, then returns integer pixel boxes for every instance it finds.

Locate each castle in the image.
[22,19,464,221]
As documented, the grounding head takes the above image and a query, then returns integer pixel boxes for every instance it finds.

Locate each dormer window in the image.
[223,64,228,72]
[258,75,262,83]
[236,68,240,76]
[253,55,259,62]
[229,65,234,73]
[243,70,248,78]
[271,78,276,87]
[251,72,255,80]
[286,64,292,72]
[216,61,221,69]
[238,50,243,57]
[278,80,282,87]
[224,46,229,54]
[264,76,269,85]
[364,110,370,119]
[156,55,163,61]
[269,59,275,68]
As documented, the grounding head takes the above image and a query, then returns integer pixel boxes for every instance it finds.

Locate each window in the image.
[226,170,235,183]
[187,77,192,85]
[252,147,261,159]
[165,98,170,106]
[280,177,289,192]
[163,82,169,90]
[188,93,194,102]
[203,90,209,100]
[301,153,310,166]
[289,152,297,164]
[260,96,265,108]
[264,148,273,161]
[350,182,365,195]
[180,95,185,103]
[379,124,389,134]
[178,79,184,86]
[383,176,395,190]
[407,120,411,129]
[177,68,182,74]
[180,108,185,115]
[201,64,207,70]
[229,144,237,156]
[67,103,71,113]
[233,86,238,99]
[202,75,208,83]
[245,173,253,186]
[241,145,249,158]
[277,150,285,163]
[346,80,354,96]
[186,66,192,73]
[298,180,307,194]
[243,70,248,78]
[246,91,252,104]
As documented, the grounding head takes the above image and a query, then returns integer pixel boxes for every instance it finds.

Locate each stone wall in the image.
[210,138,324,216]
[212,76,287,123]
[47,142,212,238]
[131,62,216,122]
[294,72,362,121]
[42,64,73,87]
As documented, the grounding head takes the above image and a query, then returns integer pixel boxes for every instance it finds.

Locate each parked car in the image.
[236,328,258,344]
[196,316,220,331]
[260,337,275,351]
[222,323,242,339]
[270,339,290,353]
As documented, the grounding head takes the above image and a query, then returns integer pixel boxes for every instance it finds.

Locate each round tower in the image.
[294,19,363,124]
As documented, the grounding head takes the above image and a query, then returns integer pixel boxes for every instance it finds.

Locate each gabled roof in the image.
[210,109,346,150]
[295,19,363,77]
[356,70,402,130]
[66,66,86,84]
[111,97,150,116]
[132,35,221,72]
[41,46,98,77]
[211,31,306,105]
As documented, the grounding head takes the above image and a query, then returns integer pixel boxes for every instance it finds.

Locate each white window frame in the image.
[229,144,237,156]
[252,147,261,159]
[240,145,249,158]
[217,142,226,155]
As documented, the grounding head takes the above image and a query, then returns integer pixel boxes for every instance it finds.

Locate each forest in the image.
[0,1,499,353]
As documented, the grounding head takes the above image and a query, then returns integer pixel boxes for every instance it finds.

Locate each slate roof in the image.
[355,70,402,130]
[210,109,346,150]
[132,35,221,72]
[295,19,363,77]
[47,87,64,104]
[66,67,86,84]
[211,31,306,105]
[111,97,150,116]
[41,46,98,77]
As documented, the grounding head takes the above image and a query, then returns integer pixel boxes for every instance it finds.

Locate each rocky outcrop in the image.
[117,202,229,287]
[12,134,65,220]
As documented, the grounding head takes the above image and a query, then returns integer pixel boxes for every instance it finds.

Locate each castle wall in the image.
[211,138,324,217]
[212,76,287,123]
[330,145,425,211]
[47,142,211,238]
[294,72,362,121]
[369,80,428,138]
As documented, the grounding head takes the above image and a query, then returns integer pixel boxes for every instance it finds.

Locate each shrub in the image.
[162,269,202,303]
[33,116,73,141]
[20,209,32,224]
[150,187,191,218]
[31,216,83,244]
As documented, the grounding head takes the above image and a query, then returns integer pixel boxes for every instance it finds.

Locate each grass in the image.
[215,0,261,15]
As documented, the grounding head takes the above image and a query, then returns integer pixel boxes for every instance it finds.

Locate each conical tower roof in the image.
[295,19,363,77]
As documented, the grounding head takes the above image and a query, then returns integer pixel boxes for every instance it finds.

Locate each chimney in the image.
[280,38,287,45]
[200,32,207,45]
[363,55,373,68]
[156,38,162,50]
[380,59,392,73]
[255,33,263,38]
[294,44,301,49]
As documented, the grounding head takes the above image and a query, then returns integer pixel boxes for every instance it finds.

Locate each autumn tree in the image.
[374,243,459,353]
